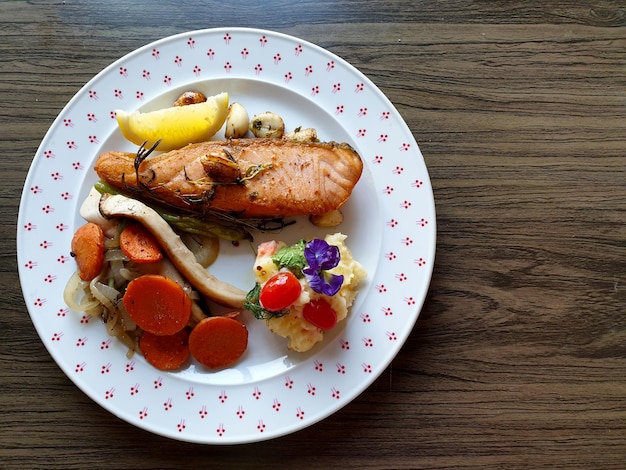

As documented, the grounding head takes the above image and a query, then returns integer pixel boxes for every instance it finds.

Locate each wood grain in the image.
[1,1,625,468]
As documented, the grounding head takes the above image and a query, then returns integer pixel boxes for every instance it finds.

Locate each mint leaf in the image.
[272,239,306,277]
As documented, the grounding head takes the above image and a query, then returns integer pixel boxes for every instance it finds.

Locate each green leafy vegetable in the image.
[244,283,289,320]
[271,239,307,277]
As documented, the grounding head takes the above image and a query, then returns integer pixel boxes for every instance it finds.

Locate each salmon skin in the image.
[94,138,363,219]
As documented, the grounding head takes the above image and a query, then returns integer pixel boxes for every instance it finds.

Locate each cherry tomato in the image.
[303,298,337,330]
[259,271,302,311]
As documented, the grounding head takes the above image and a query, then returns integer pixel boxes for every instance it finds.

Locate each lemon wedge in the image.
[115,92,229,151]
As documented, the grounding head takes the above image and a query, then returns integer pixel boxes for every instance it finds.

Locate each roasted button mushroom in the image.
[284,127,318,143]
[249,111,285,138]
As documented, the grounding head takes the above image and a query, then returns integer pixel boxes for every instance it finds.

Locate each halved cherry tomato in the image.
[303,298,337,330]
[259,271,302,311]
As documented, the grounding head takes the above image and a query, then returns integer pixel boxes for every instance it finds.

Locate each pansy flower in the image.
[303,238,344,296]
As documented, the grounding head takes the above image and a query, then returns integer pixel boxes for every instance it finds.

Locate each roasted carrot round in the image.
[123,274,191,336]
[119,221,163,263]
[71,222,105,281]
[139,328,190,370]
[189,316,248,369]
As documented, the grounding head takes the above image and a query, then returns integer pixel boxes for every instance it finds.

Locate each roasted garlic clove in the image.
[224,102,250,138]
[309,209,344,227]
[200,151,241,183]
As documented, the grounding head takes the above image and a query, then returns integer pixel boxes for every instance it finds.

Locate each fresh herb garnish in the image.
[244,282,289,320]
[245,238,345,319]
[271,239,307,277]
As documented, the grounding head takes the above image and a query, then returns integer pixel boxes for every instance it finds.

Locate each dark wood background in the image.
[2,1,625,468]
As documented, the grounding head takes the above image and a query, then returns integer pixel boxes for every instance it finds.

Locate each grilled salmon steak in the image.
[94,138,363,219]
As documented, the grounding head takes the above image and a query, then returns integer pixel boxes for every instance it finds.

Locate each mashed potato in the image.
[249,233,366,352]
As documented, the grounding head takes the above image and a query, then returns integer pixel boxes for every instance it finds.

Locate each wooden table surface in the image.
[2,1,625,468]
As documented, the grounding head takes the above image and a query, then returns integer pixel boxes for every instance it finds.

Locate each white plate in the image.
[17,28,436,444]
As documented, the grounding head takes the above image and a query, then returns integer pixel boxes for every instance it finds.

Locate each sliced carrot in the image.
[139,329,190,370]
[123,274,191,336]
[119,221,163,263]
[71,222,105,281]
[189,316,248,369]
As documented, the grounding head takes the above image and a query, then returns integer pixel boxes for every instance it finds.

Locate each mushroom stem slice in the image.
[98,193,246,308]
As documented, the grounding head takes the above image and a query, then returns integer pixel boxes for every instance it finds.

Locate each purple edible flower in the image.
[303,238,344,296]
